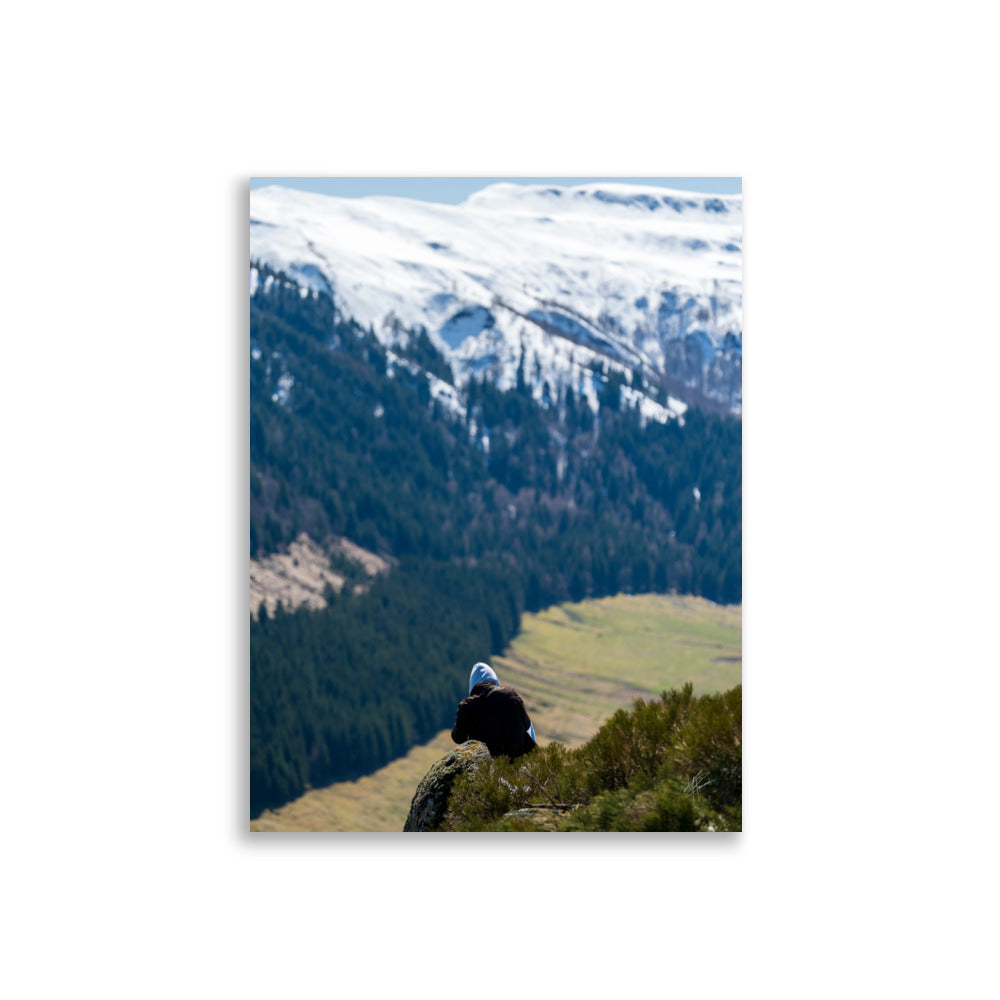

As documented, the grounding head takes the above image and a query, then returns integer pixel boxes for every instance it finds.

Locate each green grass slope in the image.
[494,592,741,747]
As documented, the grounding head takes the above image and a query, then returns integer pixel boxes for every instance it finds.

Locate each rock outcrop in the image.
[403,740,491,832]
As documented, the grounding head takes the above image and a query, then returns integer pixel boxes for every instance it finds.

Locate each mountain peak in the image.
[250,180,742,416]
[462,181,740,219]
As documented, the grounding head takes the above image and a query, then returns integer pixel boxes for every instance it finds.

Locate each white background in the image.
[2,2,996,996]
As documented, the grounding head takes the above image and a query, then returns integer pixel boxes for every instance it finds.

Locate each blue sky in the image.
[249,176,741,204]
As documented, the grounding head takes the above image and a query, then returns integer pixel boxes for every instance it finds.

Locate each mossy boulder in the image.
[403,741,491,832]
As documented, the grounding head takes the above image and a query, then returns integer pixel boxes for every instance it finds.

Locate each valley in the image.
[249,592,741,833]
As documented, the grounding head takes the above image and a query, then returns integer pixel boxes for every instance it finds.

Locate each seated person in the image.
[451,662,537,759]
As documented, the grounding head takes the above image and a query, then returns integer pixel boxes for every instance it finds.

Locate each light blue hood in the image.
[467,662,535,742]
[468,661,500,694]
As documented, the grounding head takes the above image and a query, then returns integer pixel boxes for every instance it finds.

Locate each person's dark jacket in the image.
[451,681,537,759]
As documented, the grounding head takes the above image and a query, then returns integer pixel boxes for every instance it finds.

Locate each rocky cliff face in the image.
[403,740,491,832]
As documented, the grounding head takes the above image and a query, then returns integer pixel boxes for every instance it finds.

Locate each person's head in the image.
[469,661,500,694]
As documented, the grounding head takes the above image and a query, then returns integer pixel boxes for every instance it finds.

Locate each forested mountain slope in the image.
[251,262,740,604]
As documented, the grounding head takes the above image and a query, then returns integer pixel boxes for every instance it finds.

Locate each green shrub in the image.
[577,684,696,793]
[441,684,742,832]
[668,684,742,808]
[563,780,698,832]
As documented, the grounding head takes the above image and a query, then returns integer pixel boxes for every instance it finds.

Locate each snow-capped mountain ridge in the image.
[249,181,742,417]
[461,181,739,220]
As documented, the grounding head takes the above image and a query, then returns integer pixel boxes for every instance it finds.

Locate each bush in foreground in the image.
[441,683,741,832]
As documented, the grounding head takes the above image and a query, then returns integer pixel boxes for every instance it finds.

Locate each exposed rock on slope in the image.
[250,532,392,618]
[250,534,344,618]
[403,741,491,832]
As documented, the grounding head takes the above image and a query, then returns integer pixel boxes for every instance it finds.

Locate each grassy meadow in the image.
[249,592,741,833]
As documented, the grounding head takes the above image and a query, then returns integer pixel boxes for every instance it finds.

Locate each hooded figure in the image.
[451,661,537,758]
